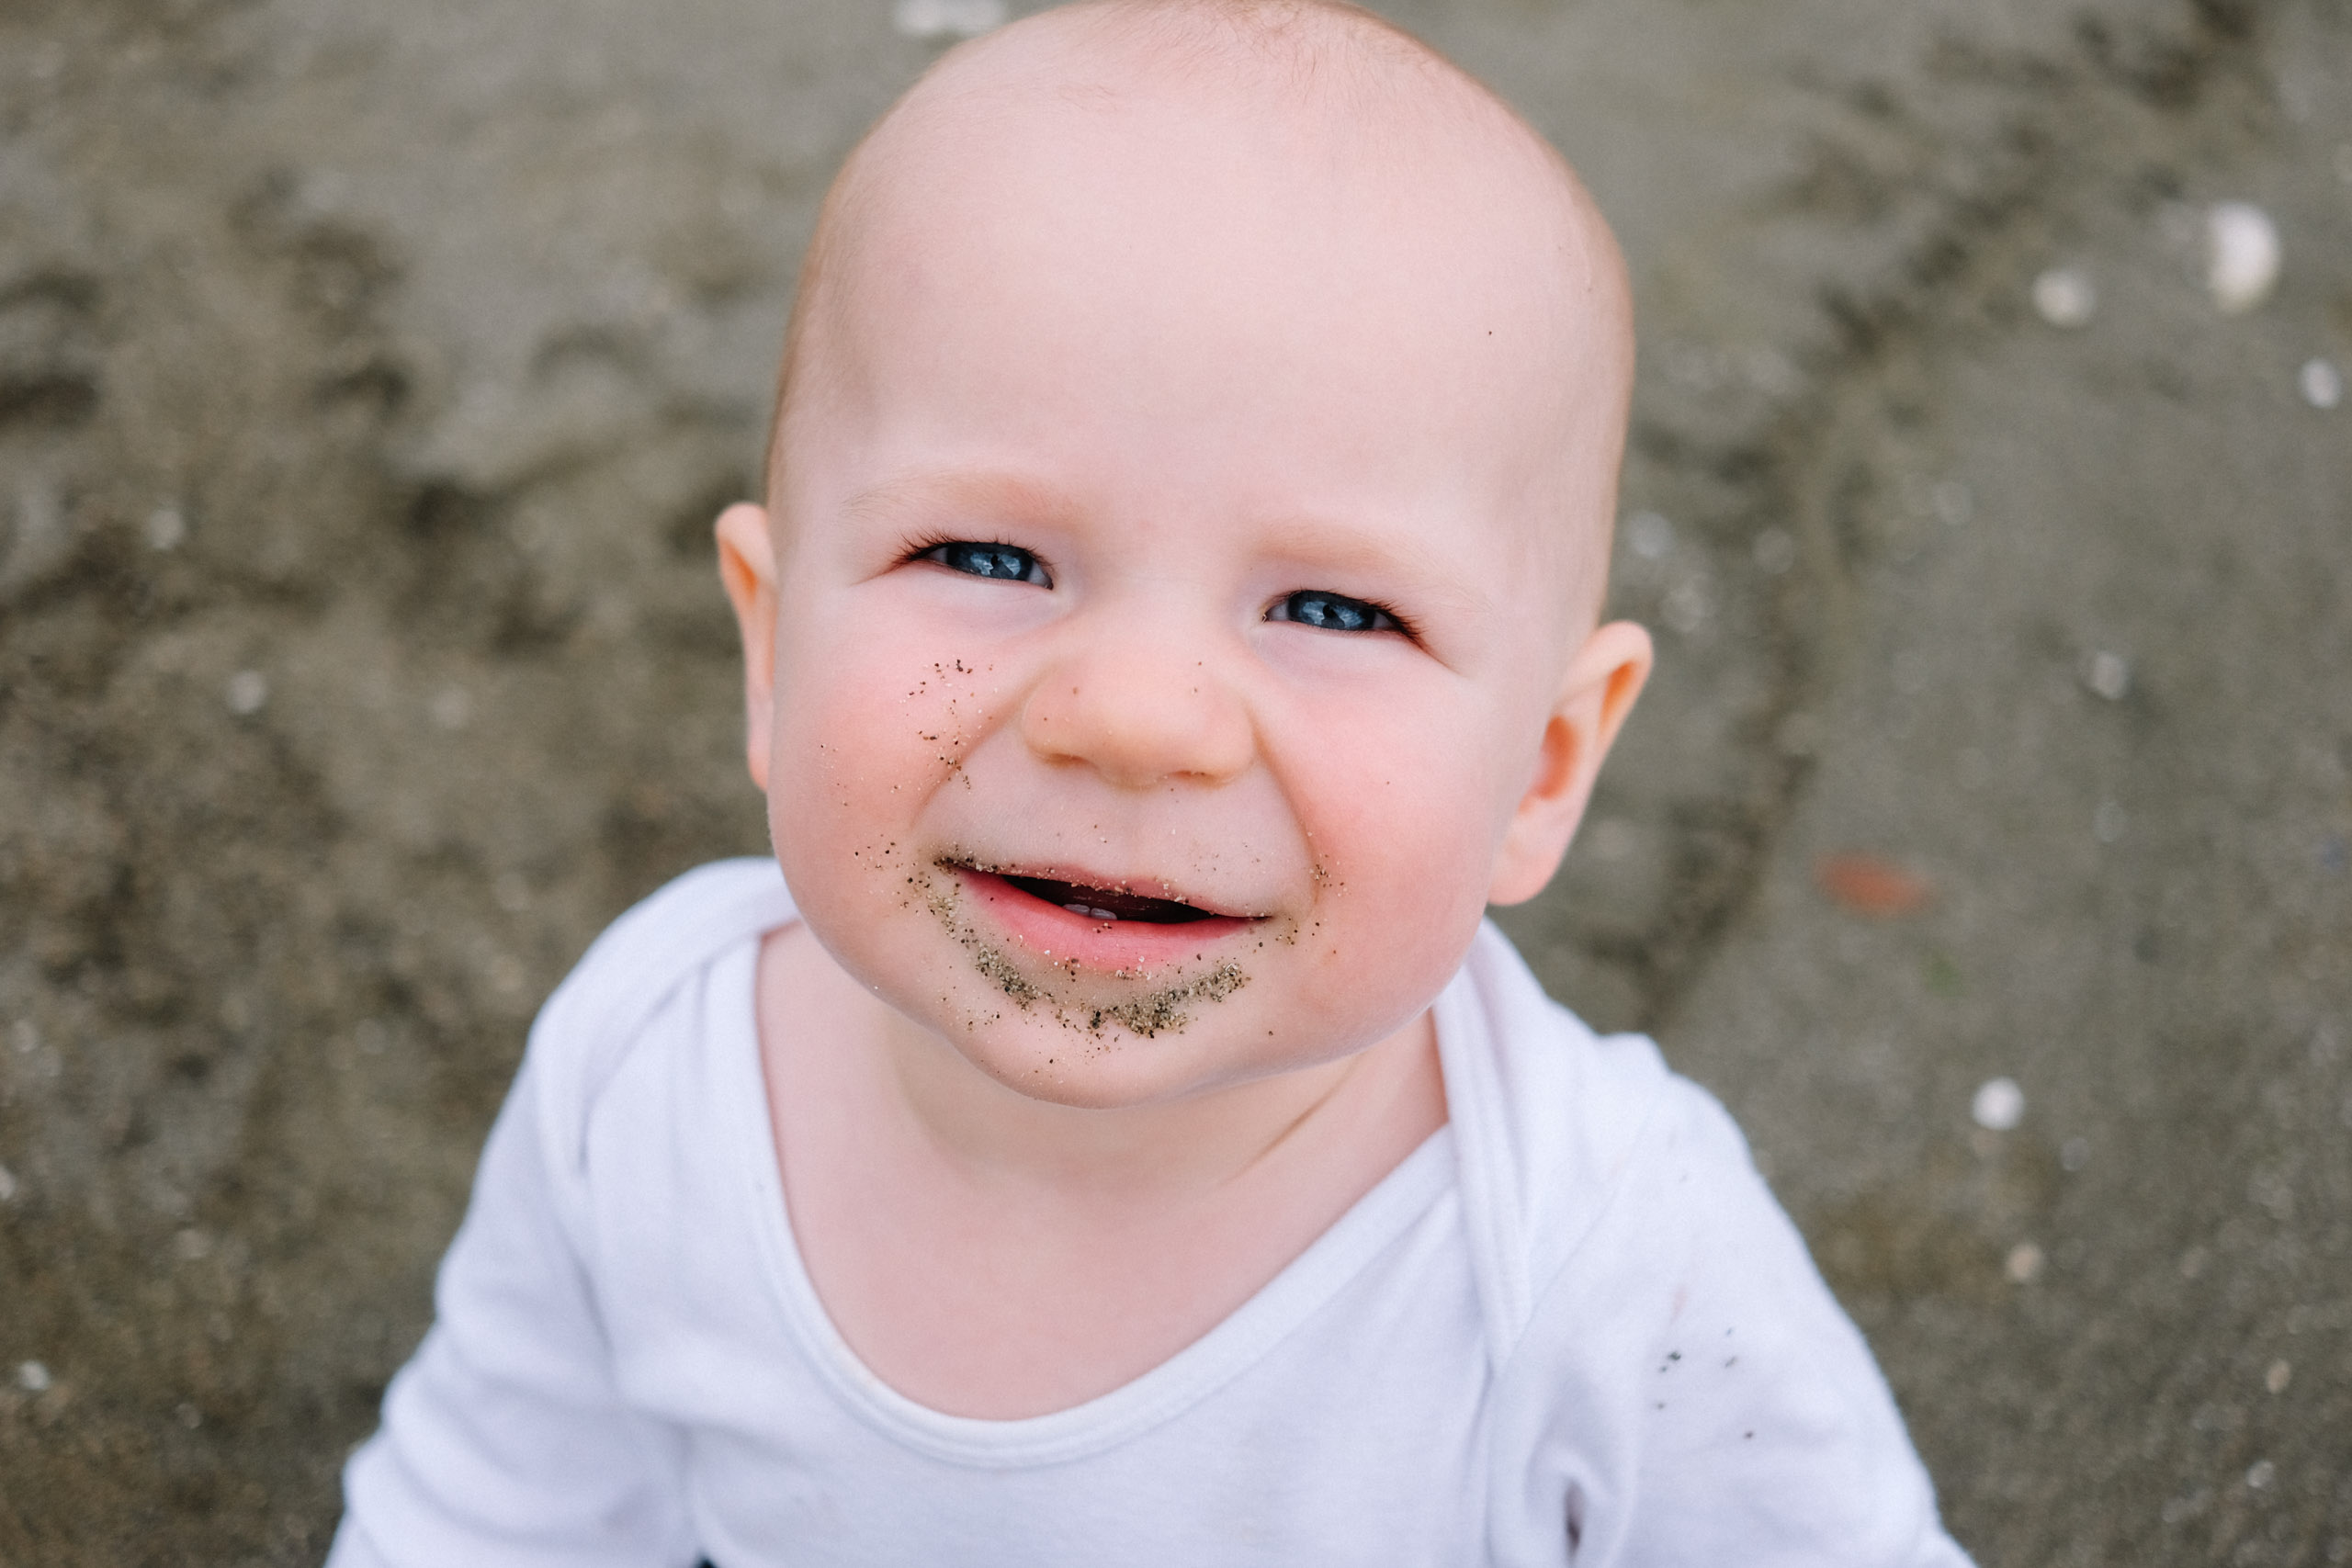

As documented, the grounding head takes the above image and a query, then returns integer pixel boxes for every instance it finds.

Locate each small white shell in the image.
[2031,267,2098,328]
[2083,649,2130,701]
[2204,201,2280,314]
[1624,511,1674,560]
[1972,1076,2025,1132]
[2300,358,2343,410]
[225,670,269,716]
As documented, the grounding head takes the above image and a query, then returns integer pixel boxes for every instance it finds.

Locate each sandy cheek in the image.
[764,665,1078,1044]
[768,636,993,854]
[1288,794,1497,1047]
[763,678,933,961]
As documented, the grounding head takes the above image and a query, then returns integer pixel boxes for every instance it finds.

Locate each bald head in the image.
[768,0,1633,631]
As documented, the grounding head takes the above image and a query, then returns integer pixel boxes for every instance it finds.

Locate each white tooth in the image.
[1066,903,1121,920]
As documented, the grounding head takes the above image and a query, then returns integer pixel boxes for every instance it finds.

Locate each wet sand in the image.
[1,0,2346,1558]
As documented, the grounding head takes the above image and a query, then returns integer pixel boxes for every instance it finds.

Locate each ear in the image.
[715,502,781,793]
[1487,619,1653,907]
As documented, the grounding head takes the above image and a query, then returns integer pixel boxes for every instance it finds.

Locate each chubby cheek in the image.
[762,606,1003,983]
[1272,700,1512,1054]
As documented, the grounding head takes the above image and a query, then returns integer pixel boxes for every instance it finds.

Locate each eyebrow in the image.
[843,468,1083,533]
[1246,513,1498,628]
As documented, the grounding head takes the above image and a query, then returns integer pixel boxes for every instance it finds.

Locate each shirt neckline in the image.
[713,923,1460,1469]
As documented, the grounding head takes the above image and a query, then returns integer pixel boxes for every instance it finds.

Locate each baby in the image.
[333,1,1973,1562]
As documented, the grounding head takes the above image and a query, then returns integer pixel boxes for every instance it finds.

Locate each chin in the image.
[934,986,1348,1111]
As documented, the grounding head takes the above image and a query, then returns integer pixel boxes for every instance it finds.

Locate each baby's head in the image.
[718,0,1650,1107]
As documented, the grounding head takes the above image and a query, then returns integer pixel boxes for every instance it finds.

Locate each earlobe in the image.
[715,502,781,792]
[1486,619,1654,907]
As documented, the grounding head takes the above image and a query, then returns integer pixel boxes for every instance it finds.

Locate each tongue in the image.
[1002,874,1216,924]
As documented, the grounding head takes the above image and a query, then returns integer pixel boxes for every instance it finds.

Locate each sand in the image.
[2,0,2346,1558]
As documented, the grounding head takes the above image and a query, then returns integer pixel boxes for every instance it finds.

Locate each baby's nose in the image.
[1018,625,1253,789]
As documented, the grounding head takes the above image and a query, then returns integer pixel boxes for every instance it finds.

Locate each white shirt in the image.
[332,858,1972,1567]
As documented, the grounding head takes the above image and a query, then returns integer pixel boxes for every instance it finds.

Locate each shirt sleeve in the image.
[1486,1083,1975,1568]
[328,1045,697,1568]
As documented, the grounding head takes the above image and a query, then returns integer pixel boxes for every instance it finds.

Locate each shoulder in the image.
[1450,928,1971,1568]
[1439,923,1747,1335]
[552,857,794,1018]
[520,857,794,1168]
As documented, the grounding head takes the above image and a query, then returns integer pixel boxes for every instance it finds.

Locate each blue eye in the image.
[1267,589,1399,633]
[920,540,1052,586]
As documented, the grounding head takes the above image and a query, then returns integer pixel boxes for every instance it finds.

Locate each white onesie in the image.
[331,857,1973,1567]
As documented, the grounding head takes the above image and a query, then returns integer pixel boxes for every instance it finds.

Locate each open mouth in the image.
[1000,874,1220,925]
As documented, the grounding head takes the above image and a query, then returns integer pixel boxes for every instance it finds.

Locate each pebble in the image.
[2301,358,2343,411]
[2204,202,2280,314]
[1973,1076,2026,1132]
[1816,853,1929,918]
[2031,266,2098,328]
[16,1360,51,1393]
[2005,1241,2044,1283]
[225,670,269,716]
[2266,1359,2291,1394]
[0,1162,14,1201]
[145,505,187,551]
[2245,1459,2276,1491]
[889,0,1006,39]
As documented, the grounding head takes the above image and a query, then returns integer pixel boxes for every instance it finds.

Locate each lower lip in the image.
[956,869,1257,973]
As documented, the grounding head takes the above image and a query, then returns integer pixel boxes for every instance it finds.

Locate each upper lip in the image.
[946,858,1265,922]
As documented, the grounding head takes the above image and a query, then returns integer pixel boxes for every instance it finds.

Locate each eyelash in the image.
[902,534,1054,587]
[1265,589,1415,640]
[899,534,1417,640]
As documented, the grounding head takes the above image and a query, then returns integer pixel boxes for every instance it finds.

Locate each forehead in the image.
[780,25,1627,605]
[828,97,1580,514]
